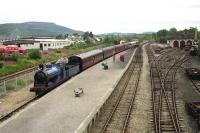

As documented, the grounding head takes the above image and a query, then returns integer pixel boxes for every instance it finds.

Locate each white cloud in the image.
[0,0,200,34]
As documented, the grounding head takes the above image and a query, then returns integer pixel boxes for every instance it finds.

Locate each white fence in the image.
[0,72,35,97]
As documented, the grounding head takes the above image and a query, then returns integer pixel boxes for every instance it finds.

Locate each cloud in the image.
[0,0,200,33]
[188,4,200,8]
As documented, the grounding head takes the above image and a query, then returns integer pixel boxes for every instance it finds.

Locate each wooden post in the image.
[16,77,18,89]
[4,80,6,94]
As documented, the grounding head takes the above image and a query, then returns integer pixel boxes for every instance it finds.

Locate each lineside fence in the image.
[0,71,35,97]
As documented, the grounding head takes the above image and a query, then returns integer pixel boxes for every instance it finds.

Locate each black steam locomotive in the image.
[30,42,138,95]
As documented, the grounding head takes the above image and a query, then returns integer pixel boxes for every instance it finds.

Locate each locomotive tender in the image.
[30,42,138,95]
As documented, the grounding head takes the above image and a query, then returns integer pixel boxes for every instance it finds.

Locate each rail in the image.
[146,43,188,133]
[100,48,142,132]
[74,47,140,133]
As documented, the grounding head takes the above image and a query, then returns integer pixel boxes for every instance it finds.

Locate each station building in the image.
[3,37,74,50]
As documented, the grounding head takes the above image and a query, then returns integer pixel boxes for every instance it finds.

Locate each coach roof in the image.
[73,49,103,59]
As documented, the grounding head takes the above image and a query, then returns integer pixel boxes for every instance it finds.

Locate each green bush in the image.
[4,53,20,62]
[64,46,70,49]
[0,61,4,68]
[28,49,41,59]
[0,52,4,60]
[56,50,61,53]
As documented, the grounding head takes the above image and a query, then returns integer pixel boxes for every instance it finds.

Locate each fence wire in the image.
[0,72,35,98]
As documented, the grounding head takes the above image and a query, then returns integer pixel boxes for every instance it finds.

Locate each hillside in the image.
[0,22,83,37]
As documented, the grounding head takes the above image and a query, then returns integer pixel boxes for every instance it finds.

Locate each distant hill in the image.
[0,22,84,37]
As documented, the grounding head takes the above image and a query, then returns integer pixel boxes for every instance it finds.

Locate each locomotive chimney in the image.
[39,64,44,70]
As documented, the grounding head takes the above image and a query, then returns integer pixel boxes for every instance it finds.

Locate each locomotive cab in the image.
[68,56,82,70]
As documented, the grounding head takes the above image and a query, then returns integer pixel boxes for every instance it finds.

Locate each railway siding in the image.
[146,43,188,133]
[88,46,143,133]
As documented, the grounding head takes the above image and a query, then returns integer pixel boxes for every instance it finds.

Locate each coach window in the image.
[48,44,51,46]
[44,44,47,47]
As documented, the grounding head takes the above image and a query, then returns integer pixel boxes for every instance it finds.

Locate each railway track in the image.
[189,79,200,94]
[0,67,37,84]
[0,95,38,123]
[161,56,189,133]
[146,43,188,133]
[89,47,143,133]
[0,58,61,84]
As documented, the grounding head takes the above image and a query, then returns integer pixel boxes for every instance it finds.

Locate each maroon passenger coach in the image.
[68,49,104,71]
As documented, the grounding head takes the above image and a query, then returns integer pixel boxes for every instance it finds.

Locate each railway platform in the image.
[0,48,135,133]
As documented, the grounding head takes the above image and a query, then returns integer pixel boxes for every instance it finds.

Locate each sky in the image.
[0,0,200,34]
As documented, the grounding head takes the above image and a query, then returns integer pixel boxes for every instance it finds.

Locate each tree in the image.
[28,49,41,59]
[169,28,177,39]
[89,32,93,38]
[83,31,94,40]
[83,31,90,40]
[56,34,64,39]
[179,28,195,39]
[156,29,168,43]
[155,27,199,43]
[73,33,79,36]
[64,34,69,38]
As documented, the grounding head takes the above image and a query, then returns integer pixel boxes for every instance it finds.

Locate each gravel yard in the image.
[0,86,35,118]
[176,55,200,133]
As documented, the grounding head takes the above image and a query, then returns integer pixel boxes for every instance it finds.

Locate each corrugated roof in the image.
[3,40,38,45]
[30,38,70,42]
